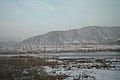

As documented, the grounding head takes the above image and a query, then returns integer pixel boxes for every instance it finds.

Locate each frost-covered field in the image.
[0,52,120,80]
[66,69,120,80]
[45,67,120,80]
[43,52,120,80]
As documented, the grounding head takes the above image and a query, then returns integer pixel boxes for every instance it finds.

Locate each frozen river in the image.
[0,52,120,58]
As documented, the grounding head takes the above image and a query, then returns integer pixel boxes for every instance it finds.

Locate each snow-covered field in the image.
[43,53,120,80]
[65,69,120,80]
[0,52,120,80]
[45,67,120,80]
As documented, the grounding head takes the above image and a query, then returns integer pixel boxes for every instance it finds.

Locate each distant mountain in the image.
[20,26,120,45]
[0,41,18,48]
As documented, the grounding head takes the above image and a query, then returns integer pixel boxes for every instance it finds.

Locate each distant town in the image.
[0,43,120,54]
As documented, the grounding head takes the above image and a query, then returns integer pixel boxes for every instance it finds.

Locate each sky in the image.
[0,0,120,41]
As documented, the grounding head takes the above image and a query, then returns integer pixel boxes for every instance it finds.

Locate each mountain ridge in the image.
[19,26,120,45]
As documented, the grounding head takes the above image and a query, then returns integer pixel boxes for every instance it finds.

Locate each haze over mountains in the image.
[0,26,120,48]
[19,26,120,45]
[0,41,18,48]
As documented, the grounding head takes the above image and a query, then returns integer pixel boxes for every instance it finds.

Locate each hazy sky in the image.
[0,0,120,41]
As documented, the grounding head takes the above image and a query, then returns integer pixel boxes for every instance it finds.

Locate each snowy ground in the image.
[45,65,120,80]
[0,52,120,80]
[44,55,120,80]
[64,69,120,80]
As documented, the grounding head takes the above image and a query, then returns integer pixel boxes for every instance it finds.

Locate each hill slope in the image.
[20,26,120,45]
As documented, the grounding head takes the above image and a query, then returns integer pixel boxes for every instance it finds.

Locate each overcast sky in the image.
[0,0,120,41]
